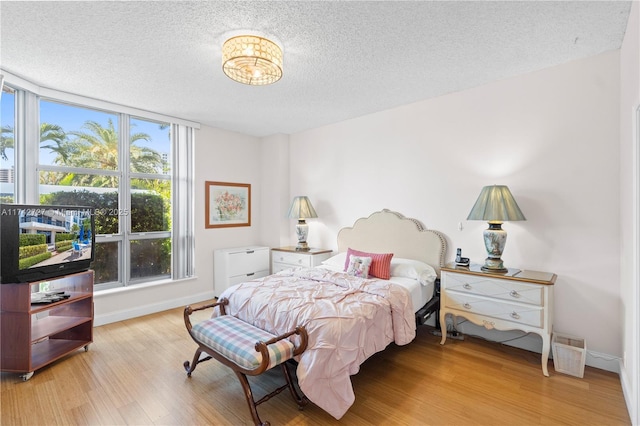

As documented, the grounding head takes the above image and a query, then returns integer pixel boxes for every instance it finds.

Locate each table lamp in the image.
[467,185,526,272]
[287,196,318,251]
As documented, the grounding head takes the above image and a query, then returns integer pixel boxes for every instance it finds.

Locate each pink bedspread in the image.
[217,267,416,419]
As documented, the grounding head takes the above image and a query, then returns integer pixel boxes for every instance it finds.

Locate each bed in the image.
[216,209,447,419]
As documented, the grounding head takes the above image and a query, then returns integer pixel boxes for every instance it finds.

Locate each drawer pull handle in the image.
[463,284,472,290]
[510,312,520,319]
[510,290,520,298]
[246,250,254,254]
[463,303,472,309]
[246,273,255,277]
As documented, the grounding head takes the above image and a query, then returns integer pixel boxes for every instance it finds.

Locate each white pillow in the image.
[345,256,372,278]
[321,252,347,268]
[390,258,437,286]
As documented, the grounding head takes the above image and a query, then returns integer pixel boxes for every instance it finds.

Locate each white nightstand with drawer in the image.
[214,246,270,296]
[271,247,332,273]
[439,263,556,376]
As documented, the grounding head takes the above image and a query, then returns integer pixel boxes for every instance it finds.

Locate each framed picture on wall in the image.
[205,181,251,228]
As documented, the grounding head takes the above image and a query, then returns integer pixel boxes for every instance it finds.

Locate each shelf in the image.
[31,315,92,343]
[1,270,94,377]
[29,292,92,314]
[31,338,91,371]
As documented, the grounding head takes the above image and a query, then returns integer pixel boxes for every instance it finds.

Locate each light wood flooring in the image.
[1,305,631,425]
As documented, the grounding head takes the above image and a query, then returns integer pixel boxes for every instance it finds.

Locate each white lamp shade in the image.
[287,196,318,219]
[467,185,526,223]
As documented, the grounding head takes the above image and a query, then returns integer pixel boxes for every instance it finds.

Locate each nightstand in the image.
[214,246,270,296]
[439,263,556,376]
[271,247,332,273]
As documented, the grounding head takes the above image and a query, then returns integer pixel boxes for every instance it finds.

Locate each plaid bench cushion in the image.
[191,315,295,371]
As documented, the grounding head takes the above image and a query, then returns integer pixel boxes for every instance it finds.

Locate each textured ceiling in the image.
[0,1,632,137]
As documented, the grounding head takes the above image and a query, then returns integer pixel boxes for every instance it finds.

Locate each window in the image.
[1,74,195,290]
[128,117,172,282]
[39,101,124,285]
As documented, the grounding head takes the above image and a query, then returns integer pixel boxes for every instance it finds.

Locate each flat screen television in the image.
[0,203,95,284]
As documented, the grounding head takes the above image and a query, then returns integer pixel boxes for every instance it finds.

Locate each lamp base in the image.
[295,220,310,251]
[481,257,507,273]
[482,222,508,273]
[295,242,310,251]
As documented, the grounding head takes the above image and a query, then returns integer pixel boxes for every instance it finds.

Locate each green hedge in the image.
[41,189,168,235]
[19,234,46,247]
[55,233,75,242]
[19,244,48,260]
[40,190,170,282]
[55,241,73,252]
[19,252,52,269]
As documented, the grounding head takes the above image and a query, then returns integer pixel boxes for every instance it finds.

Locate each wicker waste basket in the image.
[552,332,586,378]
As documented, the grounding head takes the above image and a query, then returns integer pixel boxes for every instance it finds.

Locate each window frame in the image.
[0,70,197,290]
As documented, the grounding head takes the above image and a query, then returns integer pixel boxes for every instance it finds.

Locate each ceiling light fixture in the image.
[222,35,283,86]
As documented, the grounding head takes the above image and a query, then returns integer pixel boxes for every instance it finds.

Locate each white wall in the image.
[259,134,291,247]
[619,1,640,423]
[288,51,622,370]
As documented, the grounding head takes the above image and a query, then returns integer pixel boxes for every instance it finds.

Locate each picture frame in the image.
[205,181,251,228]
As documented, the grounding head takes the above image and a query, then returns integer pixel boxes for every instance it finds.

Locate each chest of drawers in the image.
[271,247,332,273]
[214,246,270,296]
[439,263,556,376]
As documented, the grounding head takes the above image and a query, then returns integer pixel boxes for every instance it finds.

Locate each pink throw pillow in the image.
[344,248,394,280]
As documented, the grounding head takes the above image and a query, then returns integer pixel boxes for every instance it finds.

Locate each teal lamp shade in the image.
[467,185,525,272]
[288,196,318,251]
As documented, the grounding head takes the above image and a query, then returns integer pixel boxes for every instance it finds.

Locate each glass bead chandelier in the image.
[222,35,283,86]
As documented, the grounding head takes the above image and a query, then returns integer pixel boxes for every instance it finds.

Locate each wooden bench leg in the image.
[183,348,212,377]
[281,361,308,409]
[234,363,307,426]
[234,370,268,426]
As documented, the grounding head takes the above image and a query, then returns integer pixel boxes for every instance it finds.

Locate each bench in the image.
[183,298,308,426]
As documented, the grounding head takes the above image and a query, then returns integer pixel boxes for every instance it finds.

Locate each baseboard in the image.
[449,321,621,374]
[619,361,639,425]
[94,290,215,326]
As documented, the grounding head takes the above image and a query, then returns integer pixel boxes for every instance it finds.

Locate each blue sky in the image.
[1,93,170,168]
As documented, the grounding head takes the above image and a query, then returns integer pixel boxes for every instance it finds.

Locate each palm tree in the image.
[67,119,120,171]
[39,123,69,163]
[130,138,163,174]
[2,123,67,162]
[1,125,14,161]
[61,119,162,187]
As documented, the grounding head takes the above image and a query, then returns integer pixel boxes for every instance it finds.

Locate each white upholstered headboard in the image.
[337,209,447,276]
